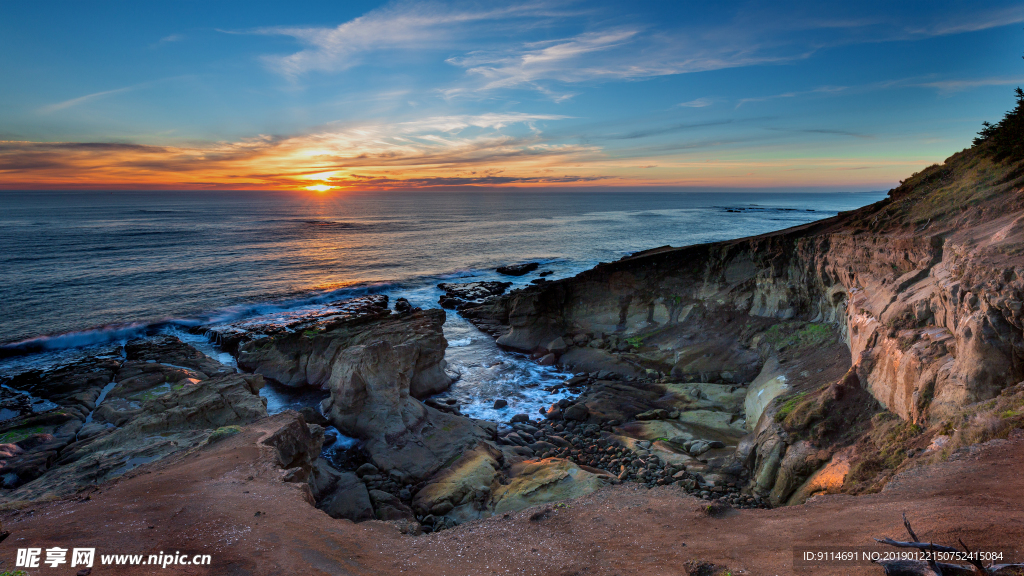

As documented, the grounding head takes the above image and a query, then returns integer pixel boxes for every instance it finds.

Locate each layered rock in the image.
[319,337,494,479]
[0,337,268,500]
[205,294,391,354]
[236,308,452,398]
[463,147,1024,503]
[410,442,616,525]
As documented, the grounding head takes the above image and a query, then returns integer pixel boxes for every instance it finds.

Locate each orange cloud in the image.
[0,113,922,192]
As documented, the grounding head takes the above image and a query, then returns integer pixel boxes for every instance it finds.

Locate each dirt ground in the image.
[2,414,1022,576]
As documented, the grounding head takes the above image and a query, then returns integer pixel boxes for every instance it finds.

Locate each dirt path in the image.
[2,418,1022,576]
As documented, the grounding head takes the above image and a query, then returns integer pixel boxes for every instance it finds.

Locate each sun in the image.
[305,184,335,192]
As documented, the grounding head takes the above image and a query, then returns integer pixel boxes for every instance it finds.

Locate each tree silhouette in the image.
[974,52,1024,162]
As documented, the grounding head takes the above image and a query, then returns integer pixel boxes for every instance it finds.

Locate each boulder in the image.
[369,490,415,521]
[635,408,669,421]
[320,338,492,480]
[237,308,452,398]
[413,443,502,522]
[546,337,569,355]
[320,472,375,521]
[563,403,589,421]
[437,282,513,310]
[496,263,539,276]
[490,459,615,514]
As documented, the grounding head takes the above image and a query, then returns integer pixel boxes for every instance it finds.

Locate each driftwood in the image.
[873,514,1024,576]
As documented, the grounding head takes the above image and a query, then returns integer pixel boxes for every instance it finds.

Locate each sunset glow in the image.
[1,1,1022,192]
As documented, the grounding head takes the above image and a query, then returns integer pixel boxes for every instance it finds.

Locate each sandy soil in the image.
[2,414,1022,576]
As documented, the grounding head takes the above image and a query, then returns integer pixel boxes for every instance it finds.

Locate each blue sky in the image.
[1,0,1022,191]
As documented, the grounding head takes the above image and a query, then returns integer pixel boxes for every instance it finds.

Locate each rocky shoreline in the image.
[1,144,1023,573]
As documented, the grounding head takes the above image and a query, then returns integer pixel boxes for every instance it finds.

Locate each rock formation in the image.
[462,145,1024,506]
[236,307,453,399]
[0,336,268,500]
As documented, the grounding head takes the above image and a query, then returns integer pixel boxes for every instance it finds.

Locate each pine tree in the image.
[974,82,1024,162]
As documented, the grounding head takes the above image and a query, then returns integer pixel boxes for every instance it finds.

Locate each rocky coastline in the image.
[1,144,1024,574]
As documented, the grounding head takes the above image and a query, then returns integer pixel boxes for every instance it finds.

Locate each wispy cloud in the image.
[677,98,715,108]
[444,30,815,100]
[249,1,569,78]
[736,86,847,108]
[38,86,140,114]
[904,5,1024,37]
[915,75,1024,93]
[155,33,185,45]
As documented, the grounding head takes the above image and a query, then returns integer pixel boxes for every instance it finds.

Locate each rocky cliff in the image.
[464,146,1024,504]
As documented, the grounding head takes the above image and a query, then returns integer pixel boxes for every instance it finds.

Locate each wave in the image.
[0,257,590,364]
[0,321,180,359]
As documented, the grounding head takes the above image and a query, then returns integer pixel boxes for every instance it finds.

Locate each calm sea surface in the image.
[0,190,886,421]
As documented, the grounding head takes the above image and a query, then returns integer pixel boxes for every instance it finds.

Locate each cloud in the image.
[155,34,185,45]
[904,5,1024,37]
[38,86,139,114]
[915,76,1024,93]
[444,30,815,100]
[607,119,734,140]
[37,76,194,114]
[736,86,847,107]
[677,98,715,108]
[250,1,568,78]
[0,112,597,190]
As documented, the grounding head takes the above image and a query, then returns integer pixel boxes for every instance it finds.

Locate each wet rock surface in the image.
[437,281,512,310]
[204,294,391,354]
[0,336,268,500]
[496,262,539,276]
[234,308,452,398]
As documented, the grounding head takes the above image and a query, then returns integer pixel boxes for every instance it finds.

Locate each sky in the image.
[1,0,1023,192]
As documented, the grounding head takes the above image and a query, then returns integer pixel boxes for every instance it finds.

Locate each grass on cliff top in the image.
[850,145,1024,233]
[850,87,1024,232]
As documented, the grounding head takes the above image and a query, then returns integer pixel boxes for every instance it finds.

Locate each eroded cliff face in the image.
[477,150,1024,427]
[465,148,1024,502]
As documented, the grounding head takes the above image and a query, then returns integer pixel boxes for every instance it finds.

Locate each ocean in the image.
[0,190,886,423]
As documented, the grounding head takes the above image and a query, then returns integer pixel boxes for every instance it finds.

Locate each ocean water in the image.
[0,190,886,421]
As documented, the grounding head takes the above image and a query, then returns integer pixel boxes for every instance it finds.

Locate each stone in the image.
[206,295,390,355]
[562,403,590,421]
[237,308,452,398]
[298,406,328,426]
[413,443,502,522]
[493,399,508,409]
[635,409,669,421]
[546,337,569,355]
[369,489,415,521]
[320,472,374,521]
[538,353,557,366]
[394,297,413,313]
[490,459,615,514]
[510,413,530,424]
[319,336,492,480]
[496,262,539,276]
[436,282,513,310]
[356,463,380,477]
